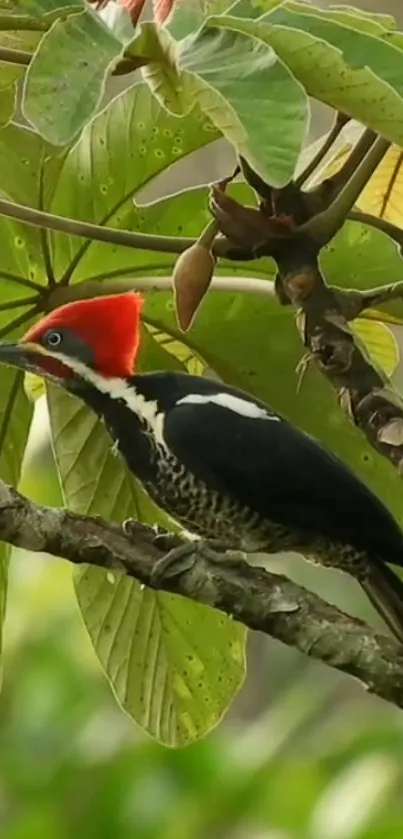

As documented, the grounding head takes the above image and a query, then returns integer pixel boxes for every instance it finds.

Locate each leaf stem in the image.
[0,295,38,311]
[0,270,43,292]
[0,46,31,66]
[0,305,40,340]
[303,137,390,244]
[46,275,276,308]
[295,112,350,188]
[39,163,56,287]
[0,197,222,257]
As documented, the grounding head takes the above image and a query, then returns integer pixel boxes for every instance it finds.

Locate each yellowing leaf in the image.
[24,372,45,402]
[351,318,399,378]
[145,323,206,376]
[355,147,403,225]
[316,140,403,225]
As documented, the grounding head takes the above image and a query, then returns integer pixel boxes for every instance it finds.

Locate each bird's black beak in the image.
[0,341,44,375]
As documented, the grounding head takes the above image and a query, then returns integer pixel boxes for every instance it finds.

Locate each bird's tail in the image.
[361,562,403,643]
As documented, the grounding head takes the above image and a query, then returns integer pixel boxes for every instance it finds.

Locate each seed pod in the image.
[172,242,216,331]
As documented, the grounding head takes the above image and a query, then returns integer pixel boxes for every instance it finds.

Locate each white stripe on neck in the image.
[56,354,167,446]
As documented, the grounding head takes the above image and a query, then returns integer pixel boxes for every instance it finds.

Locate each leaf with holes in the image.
[130,20,309,187]
[48,82,220,281]
[47,330,246,746]
[0,121,68,321]
[64,180,273,285]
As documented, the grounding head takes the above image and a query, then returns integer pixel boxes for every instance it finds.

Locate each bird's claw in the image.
[149,538,236,588]
[122,518,169,545]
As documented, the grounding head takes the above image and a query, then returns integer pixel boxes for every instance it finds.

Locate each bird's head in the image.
[0,291,144,386]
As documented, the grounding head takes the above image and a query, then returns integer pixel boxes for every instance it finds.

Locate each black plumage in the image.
[72,370,403,642]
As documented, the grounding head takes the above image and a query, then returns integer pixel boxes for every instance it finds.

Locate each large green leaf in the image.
[0,122,69,319]
[128,23,188,116]
[179,24,308,187]
[0,119,70,406]
[23,9,133,145]
[208,7,403,146]
[48,81,220,280]
[128,19,309,186]
[321,221,403,325]
[0,62,23,127]
[47,329,246,747]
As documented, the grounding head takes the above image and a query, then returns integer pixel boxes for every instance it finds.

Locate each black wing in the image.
[163,397,403,563]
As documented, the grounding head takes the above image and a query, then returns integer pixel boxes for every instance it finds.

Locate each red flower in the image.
[112,0,178,24]
[153,0,178,24]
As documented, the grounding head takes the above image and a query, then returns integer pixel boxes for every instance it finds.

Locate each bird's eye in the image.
[45,330,63,348]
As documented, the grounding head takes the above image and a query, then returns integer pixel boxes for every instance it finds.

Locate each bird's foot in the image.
[122,518,180,550]
[149,537,239,588]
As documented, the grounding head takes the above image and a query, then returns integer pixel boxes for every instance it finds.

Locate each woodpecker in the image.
[1,291,403,641]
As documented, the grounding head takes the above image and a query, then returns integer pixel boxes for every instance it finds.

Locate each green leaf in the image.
[63,180,271,286]
[23,9,132,145]
[177,24,309,187]
[165,0,207,39]
[351,318,399,379]
[209,8,403,147]
[145,323,206,375]
[321,221,403,325]
[128,23,188,115]
[0,121,67,295]
[49,82,220,280]
[0,62,23,126]
[5,0,81,16]
[47,329,246,747]
[127,17,308,186]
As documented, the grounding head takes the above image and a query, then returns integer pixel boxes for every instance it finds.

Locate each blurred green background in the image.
[2,396,403,839]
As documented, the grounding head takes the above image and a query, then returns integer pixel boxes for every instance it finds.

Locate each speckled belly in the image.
[143,450,370,580]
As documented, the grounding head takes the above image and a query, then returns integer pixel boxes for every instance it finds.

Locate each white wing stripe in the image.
[176,393,281,421]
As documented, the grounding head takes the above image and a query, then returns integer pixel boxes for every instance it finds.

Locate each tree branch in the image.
[209,180,403,474]
[2,478,403,709]
[272,238,403,471]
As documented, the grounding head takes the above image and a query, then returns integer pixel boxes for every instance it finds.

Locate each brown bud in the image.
[172,242,215,331]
